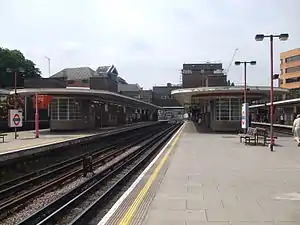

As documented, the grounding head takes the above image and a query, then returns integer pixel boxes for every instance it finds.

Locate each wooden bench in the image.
[239,127,257,145]
[255,127,268,146]
[239,127,278,146]
[0,133,7,143]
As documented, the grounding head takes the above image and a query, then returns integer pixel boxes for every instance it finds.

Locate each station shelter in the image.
[7,88,160,131]
[250,98,300,125]
[158,106,184,121]
[171,86,288,132]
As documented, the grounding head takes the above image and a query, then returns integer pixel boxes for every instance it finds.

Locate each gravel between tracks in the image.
[2,145,141,225]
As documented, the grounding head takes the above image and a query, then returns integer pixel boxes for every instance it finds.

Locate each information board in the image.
[8,109,23,128]
[241,103,249,129]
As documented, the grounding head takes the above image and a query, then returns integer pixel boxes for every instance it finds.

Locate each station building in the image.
[0,65,161,131]
[172,86,289,132]
[280,48,300,90]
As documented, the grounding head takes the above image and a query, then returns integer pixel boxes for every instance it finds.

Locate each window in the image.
[50,98,59,120]
[286,77,300,83]
[58,98,68,120]
[67,80,74,84]
[231,98,241,120]
[82,79,89,83]
[286,55,300,63]
[215,98,241,121]
[215,98,229,120]
[286,66,300,73]
[69,99,81,119]
[50,98,82,120]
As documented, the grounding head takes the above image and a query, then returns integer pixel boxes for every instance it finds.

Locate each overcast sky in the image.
[1,0,299,89]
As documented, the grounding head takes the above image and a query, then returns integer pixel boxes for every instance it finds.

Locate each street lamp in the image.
[255,33,289,151]
[273,74,280,88]
[235,60,256,133]
[234,61,256,104]
[6,68,25,139]
[45,56,51,77]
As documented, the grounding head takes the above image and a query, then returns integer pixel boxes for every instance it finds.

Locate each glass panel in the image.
[69,99,82,119]
[215,99,220,120]
[219,98,229,120]
[50,98,59,120]
[231,98,241,121]
[58,98,68,120]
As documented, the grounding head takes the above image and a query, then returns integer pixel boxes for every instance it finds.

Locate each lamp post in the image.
[235,61,256,133]
[6,68,25,139]
[273,73,280,88]
[45,56,51,77]
[35,93,39,138]
[235,61,256,104]
[255,33,289,151]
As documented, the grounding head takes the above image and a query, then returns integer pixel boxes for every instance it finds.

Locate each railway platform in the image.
[0,122,160,161]
[99,121,300,225]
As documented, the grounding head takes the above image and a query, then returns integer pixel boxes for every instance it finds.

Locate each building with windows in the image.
[181,63,228,88]
[172,86,288,132]
[140,90,153,103]
[51,65,119,92]
[118,83,142,99]
[152,83,182,107]
[280,48,300,90]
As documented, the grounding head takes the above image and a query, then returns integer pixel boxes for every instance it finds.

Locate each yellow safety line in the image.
[118,125,184,225]
[1,135,88,153]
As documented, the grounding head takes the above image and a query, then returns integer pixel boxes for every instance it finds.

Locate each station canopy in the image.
[171,86,289,105]
[9,88,161,109]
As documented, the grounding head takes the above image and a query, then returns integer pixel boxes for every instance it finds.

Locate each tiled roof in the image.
[96,65,118,76]
[118,83,141,92]
[97,66,110,73]
[117,77,127,84]
[51,67,96,80]
[51,65,119,80]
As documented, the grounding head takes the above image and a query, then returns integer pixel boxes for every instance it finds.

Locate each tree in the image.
[0,47,41,88]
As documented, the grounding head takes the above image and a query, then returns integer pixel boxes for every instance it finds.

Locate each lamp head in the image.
[255,34,264,41]
[279,33,289,41]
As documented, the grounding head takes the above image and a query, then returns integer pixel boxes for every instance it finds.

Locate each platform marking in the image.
[0,135,88,155]
[97,122,185,225]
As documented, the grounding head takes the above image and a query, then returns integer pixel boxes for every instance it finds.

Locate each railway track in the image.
[252,123,292,136]
[18,123,182,225]
[0,123,169,221]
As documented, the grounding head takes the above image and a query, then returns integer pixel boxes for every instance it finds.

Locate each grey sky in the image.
[1,0,299,89]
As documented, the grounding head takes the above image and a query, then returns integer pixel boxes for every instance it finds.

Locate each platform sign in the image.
[8,109,23,128]
[241,103,249,129]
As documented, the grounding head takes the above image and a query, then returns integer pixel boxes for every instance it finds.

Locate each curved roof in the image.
[0,89,10,95]
[9,88,161,109]
[171,86,289,105]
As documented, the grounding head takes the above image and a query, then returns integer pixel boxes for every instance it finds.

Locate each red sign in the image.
[13,114,21,126]
[32,95,53,109]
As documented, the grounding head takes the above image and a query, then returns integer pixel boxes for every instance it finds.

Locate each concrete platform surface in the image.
[0,122,151,155]
[0,127,116,155]
[103,122,300,225]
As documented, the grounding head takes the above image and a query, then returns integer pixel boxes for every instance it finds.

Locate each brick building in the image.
[182,63,228,88]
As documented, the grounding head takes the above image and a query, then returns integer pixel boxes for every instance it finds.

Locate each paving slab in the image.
[141,122,300,224]
[0,127,114,154]
[0,122,154,156]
